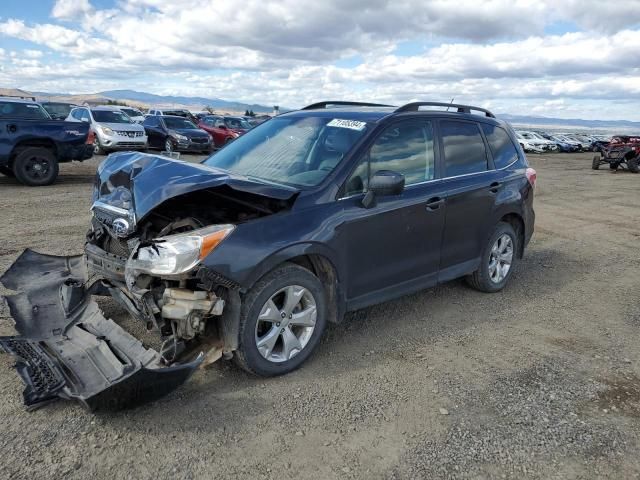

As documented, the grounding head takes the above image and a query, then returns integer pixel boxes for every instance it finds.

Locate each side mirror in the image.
[362,170,405,208]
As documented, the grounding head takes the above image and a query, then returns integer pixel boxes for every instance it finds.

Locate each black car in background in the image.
[0,100,536,410]
[142,114,213,153]
[41,101,77,120]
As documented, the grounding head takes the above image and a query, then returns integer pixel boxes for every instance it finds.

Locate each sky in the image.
[1,0,640,120]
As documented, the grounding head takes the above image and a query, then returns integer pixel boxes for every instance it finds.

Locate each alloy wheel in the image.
[23,155,50,181]
[254,285,317,363]
[488,234,513,284]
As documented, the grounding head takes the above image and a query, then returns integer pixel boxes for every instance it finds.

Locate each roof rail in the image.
[395,102,495,118]
[0,93,36,101]
[302,101,395,110]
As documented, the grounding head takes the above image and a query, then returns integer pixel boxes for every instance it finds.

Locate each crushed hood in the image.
[94,151,299,220]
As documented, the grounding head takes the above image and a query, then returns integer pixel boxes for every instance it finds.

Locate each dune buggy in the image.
[592,136,640,173]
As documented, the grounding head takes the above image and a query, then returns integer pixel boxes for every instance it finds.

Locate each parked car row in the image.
[60,104,260,155]
[515,130,613,154]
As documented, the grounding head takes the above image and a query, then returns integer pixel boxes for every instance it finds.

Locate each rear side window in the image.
[481,124,519,169]
[440,120,487,177]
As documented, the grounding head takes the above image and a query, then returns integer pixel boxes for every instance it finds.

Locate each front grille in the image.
[114,142,146,147]
[115,131,144,138]
[1,338,65,394]
[191,138,208,144]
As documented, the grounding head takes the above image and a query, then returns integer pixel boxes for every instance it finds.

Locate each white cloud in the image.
[0,0,640,120]
[51,0,92,21]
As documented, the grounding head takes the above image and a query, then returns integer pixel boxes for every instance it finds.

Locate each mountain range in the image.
[3,88,639,131]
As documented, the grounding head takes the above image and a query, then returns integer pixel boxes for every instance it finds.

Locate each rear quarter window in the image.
[481,123,521,169]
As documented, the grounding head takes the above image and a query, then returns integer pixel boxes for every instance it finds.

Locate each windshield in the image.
[43,103,73,118]
[225,117,252,129]
[164,117,197,129]
[121,108,142,117]
[92,110,132,123]
[203,115,369,187]
[0,101,50,119]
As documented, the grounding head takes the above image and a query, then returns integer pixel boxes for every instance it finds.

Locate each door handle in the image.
[489,182,502,194]
[425,197,444,211]
[6,124,17,134]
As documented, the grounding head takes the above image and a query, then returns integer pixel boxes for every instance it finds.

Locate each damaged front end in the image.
[1,152,297,411]
[0,250,203,411]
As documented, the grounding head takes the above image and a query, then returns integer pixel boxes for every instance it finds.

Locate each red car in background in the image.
[198,115,253,148]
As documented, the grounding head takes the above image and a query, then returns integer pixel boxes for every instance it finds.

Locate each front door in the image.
[338,119,446,307]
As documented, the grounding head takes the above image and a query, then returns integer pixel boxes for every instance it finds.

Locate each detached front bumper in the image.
[0,249,202,411]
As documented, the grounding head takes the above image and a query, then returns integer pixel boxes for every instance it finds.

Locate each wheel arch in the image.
[10,138,58,165]
[243,243,345,324]
[499,212,525,258]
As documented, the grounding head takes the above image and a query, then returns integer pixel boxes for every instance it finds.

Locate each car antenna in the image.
[446,97,455,111]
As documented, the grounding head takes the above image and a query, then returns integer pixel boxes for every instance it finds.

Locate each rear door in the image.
[436,119,502,281]
[339,119,447,306]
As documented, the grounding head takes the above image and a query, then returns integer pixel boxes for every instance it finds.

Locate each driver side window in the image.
[344,120,435,196]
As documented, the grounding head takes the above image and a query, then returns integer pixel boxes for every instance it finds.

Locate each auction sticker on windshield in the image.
[327,119,367,131]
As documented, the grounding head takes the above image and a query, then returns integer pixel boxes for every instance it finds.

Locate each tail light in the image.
[86,129,95,145]
[526,167,537,189]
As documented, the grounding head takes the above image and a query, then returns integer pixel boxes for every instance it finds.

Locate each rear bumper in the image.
[0,249,202,411]
[59,143,94,162]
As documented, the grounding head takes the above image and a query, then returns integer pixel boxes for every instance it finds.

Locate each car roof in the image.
[281,105,507,126]
[92,105,122,111]
[158,114,192,119]
[0,97,38,104]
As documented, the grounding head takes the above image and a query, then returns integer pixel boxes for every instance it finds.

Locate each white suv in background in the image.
[114,106,145,123]
[66,106,148,155]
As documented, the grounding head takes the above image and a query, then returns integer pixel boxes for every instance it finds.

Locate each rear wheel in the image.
[234,263,327,377]
[627,156,639,173]
[592,155,600,170]
[467,222,518,293]
[609,162,619,170]
[13,147,59,186]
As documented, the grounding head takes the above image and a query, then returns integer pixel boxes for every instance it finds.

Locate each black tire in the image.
[0,165,14,177]
[164,138,173,153]
[592,155,600,170]
[609,162,619,171]
[94,139,106,155]
[234,263,327,377]
[466,222,518,293]
[13,147,59,186]
[627,156,639,173]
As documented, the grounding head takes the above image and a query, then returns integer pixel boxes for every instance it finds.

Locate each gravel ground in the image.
[0,152,639,479]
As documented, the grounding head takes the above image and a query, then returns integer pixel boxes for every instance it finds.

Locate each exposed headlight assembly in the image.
[100,125,115,136]
[127,224,234,277]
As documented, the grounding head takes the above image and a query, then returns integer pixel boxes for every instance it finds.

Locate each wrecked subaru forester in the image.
[1,101,535,411]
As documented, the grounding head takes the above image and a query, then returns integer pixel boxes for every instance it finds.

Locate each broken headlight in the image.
[128,224,234,276]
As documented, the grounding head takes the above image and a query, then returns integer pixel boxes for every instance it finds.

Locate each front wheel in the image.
[13,147,59,186]
[627,156,639,173]
[234,263,327,377]
[592,155,600,170]
[164,138,174,153]
[466,222,518,293]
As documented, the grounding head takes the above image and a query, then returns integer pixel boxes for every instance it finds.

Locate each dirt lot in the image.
[0,152,639,479]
